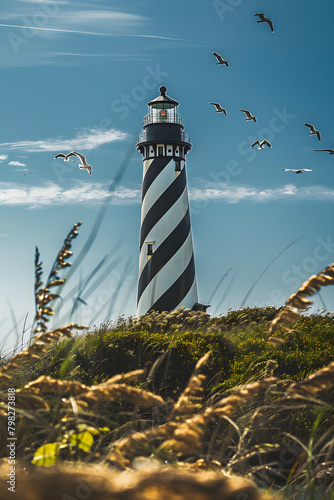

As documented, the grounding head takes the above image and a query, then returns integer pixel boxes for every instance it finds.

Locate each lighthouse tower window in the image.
[146,242,154,260]
[158,145,164,156]
[175,160,181,171]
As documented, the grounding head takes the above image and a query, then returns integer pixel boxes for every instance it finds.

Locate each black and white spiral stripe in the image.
[137,156,198,315]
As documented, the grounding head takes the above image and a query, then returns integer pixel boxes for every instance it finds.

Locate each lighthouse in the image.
[136,85,201,316]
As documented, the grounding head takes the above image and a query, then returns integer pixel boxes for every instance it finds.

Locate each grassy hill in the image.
[6,306,334,393]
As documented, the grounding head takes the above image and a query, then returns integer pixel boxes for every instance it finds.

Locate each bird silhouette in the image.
[212,52,229,66]
[240,109,256,122]
[54,151,92,175]
[304,123,321,142]
[314,148,334,155]
[282,168,312,174]
[209,102,227,114]
[254,13,274,32]
[251,140,272,149]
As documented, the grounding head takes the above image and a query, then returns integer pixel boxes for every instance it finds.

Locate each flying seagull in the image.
[282,168,312,174]
[251,140,272,149]
[254,13,274,32]
[209,102,227,114]
[314,148,334,155]
[240,109,256,122]
[212,52,229,67]
[54,151,92,175]
[304,123,321,142]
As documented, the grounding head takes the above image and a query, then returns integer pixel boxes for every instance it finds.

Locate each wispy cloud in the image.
[0,181,140,207]
[63,11,146,24]
[0,23,202,44]
[0,4,149,67]
[8,160,26,167]
[19,0,69,3]
[189,183,334,204]
[2,10,146,24]
[0,154,9,161]
[1,181,334,208]
[0,127,128,152]
[18,1,112,5]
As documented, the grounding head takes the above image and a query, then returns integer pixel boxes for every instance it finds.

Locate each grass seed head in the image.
[83,384,165,407]
[287,361,334,397]
[103,369,145,386]
[24,375,89,396]
[270,262,334,331]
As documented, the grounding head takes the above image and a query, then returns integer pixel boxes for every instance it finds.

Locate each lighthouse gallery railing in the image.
[143,113,184,126]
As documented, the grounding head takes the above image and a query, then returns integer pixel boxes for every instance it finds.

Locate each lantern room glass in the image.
[150,102,178,123]
[144,103,184,126]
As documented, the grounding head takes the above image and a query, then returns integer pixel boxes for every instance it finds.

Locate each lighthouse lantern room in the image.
[136,85,201,316]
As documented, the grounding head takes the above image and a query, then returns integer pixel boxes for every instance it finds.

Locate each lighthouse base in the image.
[191,302,210,312]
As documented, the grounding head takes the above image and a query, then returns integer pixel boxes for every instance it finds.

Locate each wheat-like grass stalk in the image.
[159,414,207,455]
[270,262,334,332]
[0,324,86,384]
[267,335,286,347]
[108,358,279,465]
[171,351,210,418]
[103,369,145,386]
[23,370,163,407]
[107,430,154,467]
[107,354,211,466]
[287,361,334,397]
[108,416,208,466]
[205,378,278,418]
[81,383,165,407]
[0,391,50,411]
[153,353,212,456]
[33,222,82,334]
[23,375,89,396]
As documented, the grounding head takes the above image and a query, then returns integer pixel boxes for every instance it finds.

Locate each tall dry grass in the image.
[1,333,333,498]
[33,222,81,335]
[270,262,334,332]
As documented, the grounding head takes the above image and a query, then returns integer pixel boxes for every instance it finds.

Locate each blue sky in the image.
[1,0,334,351]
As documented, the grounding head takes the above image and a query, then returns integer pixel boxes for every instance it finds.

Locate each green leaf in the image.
[69,432,94,452]
[31,443,59,467]
[75,424,100,435]
[59,355,74,379]
[98,427,110,433]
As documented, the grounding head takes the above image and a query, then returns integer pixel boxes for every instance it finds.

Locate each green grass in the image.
[13,306,334,394]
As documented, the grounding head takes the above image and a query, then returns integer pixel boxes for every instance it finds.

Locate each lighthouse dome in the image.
[143,86,183,128]
[147,86,179,109]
